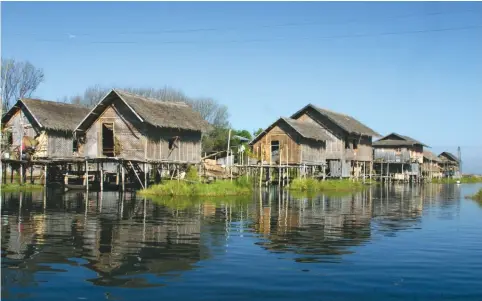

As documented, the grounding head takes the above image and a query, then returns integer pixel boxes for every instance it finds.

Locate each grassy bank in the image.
[467,189,482,203]
[1,183,44,192]
[288,178,373,193]
[432,176,482,184]
[139,176,253,197]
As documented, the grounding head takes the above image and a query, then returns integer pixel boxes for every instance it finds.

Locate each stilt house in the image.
[373,133,428,180]
[74,89,210,163]
[290,104,380,178]
[249,117,333,165]
[438,152,460,178]
[423,151,443,180]
[1,98,90,159]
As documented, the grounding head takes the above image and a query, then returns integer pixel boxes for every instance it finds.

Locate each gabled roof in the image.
[2,98,91,132]
[249,117,333,145]
[439,152,459,162]
[291,104,380,137]
[373,133,428,147]
[423,151,442,163]
[75,89,211,132]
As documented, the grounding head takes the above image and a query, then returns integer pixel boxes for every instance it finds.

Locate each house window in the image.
[353,139,358,150]
[345,137,350,149]
[271,140,280,163]
[73,139,79,152]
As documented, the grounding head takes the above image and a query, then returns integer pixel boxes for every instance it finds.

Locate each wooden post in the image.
[121,163,125,192]
[369,161,373,182]
[144,162,147,189]
[44,164,48,187]
[387,162,390,183]
[85,160,89,192]
[100,163,104,191]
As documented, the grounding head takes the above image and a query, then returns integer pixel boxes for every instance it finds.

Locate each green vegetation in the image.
[139,175,253,197]
[288,178,374,193]
[432,176,482,184]
[1,183,43,192]
[467,189,482,203]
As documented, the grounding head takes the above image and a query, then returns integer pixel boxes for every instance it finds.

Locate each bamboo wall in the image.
[296,112,373,162]
[251,123,327,165]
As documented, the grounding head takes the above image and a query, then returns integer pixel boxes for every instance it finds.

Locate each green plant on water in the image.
[288,178,370,192]
[139,175,254,197]
[467,188,482,203]
[432,176,482,184]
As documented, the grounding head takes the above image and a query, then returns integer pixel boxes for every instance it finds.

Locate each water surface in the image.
[2,184,482,300]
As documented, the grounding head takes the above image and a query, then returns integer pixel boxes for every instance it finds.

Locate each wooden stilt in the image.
[44,164,48,187]
[121,164,125,192]
[100,163,104,191]
[85,160,89,193]
[144,162,147,189]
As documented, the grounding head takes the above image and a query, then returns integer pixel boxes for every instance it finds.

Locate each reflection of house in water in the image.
[1,190,209,288]
[253,190,374,261]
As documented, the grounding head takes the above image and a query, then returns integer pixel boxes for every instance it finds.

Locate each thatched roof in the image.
[2,98,91,132]
[250,117,333,145]
[439,152,459,162]
[423,151,442,163]
[373,133,428,147]
[76,90,211,133]
[291,104,380,137]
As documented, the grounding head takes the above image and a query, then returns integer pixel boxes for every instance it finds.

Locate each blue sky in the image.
[2,2,481,173]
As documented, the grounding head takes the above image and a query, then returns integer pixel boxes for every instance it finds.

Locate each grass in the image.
[1,183,44,192]
[432,176,482,184]
[288,178,374,193]
[138,175,254,197]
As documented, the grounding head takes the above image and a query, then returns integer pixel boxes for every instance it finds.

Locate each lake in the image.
[2,184,482,300]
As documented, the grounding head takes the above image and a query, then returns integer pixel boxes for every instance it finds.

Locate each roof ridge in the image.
[114,89,189,107]
[22,98,89,109]
[312,104,351,118]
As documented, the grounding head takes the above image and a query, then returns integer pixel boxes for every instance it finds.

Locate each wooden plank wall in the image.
[295,111,374,162]
[251,124,301,165]
[47,131,75,158]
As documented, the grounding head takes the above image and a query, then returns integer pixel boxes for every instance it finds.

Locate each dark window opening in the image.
[169,136,180,150]
[353,139,358,150]
[73,139,79,152]
[7,132,13,145]
[271,140,280,162]
[102,123,115,157]
[345,137,350,149]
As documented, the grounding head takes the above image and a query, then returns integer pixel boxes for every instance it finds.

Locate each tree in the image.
[253,128,264,137]
[1,58,45,112]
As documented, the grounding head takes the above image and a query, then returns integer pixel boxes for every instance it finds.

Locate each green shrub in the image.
[185,165,199,182]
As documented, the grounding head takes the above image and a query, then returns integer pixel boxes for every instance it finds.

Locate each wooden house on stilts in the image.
[249,117,333,165]
[73,89,210,188]
[438,152,460,178]
[2,98,91,160]
[373,133,427,182]
[290,104,380,178]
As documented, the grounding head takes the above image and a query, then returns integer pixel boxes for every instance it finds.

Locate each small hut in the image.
[290,104,380,178]
[249,117,332,165]
[373,133,428,181]
[438,152,460,178]
[1,98,91,160]
[74,89,210,163]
